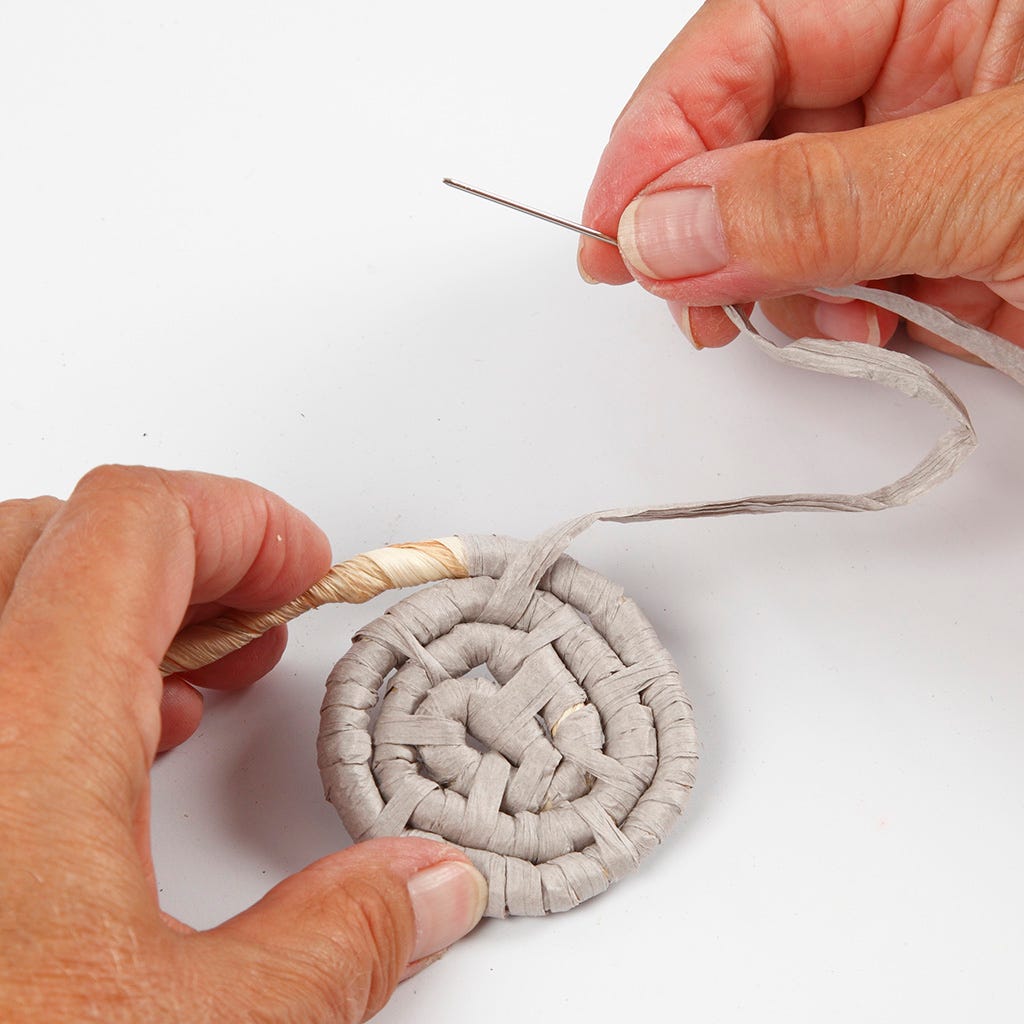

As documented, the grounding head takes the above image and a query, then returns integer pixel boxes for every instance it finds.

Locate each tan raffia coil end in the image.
[160,536,468,676]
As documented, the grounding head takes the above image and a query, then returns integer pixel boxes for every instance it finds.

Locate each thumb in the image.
[615,83,1024,306]
[192,838,488,1023]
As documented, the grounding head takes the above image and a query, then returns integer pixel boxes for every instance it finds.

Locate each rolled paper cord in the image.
[160,538,469,675]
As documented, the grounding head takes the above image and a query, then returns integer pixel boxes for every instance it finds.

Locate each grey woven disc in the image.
[317,534,698,917]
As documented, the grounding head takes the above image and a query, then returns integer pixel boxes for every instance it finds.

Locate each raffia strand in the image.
[160,537,467,676]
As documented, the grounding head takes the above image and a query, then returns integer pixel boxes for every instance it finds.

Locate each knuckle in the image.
[0,495,61,531]
[233,879,408,1024]
[745,133,863,285]
[255,954,359,1024]
[76,463,161,496]
[325,879,406,1020]
[72,464,182,526]
[0,496,63,611]
[250,493,299,592]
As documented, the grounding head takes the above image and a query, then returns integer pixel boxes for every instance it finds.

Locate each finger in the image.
[759,292,901,347]
[614,85,1024,307]
[0,495,62,611]
[157,677,204,752]
[666,302,749,348]
[0,466,331,824]
[176,472,332,611]
[196,839,487,1024]
[579,0,902,283]
[154,629,288,759]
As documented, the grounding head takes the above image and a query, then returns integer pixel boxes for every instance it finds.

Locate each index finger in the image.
[579,0,899,283]
[0,466,331,820]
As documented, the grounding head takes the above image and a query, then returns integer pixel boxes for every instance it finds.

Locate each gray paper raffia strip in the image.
[820,284,1024,385]
[467,291,981,630]
[313,286,1022,918]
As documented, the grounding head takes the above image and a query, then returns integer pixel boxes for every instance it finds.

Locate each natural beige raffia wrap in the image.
[164,285,1024,916]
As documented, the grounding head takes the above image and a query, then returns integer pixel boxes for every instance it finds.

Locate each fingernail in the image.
[577,238,598,284]
[618,188,728,280]
[400,949,447,983]
[407,860,488,962]
[865,307,881,346]
[666,300,702,349]
[814,299,883,345]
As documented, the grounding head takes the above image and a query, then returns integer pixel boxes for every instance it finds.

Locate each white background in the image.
[3,2,1023,1021]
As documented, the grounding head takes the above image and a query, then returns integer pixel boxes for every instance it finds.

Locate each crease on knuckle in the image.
[258,954,362,1024]
[220,487,314,609]
[326,880,405,1021]
[754,134,863,285]
[189,486,274,604]
[671,0,789,151]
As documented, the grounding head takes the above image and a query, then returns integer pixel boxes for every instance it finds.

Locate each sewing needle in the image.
[443,178,619,247]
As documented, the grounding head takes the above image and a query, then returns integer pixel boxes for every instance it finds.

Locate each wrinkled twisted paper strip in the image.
[165,284,1024,915]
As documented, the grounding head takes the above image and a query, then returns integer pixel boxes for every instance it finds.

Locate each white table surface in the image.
[3,3,1023,1021]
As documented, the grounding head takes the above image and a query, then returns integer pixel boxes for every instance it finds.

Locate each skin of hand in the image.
[0,466,487,1024]
[579,0,1024,356]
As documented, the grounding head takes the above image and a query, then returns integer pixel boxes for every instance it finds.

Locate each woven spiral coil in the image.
[317,534,698,917]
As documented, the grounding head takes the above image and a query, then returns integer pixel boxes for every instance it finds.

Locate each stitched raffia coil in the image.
[317,534,698,918]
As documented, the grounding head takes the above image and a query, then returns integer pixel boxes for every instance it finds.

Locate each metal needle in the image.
[443,178,619,247]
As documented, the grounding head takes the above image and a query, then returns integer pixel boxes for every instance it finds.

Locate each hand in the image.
[0,466,486,1023]
[579,0,1024,356]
